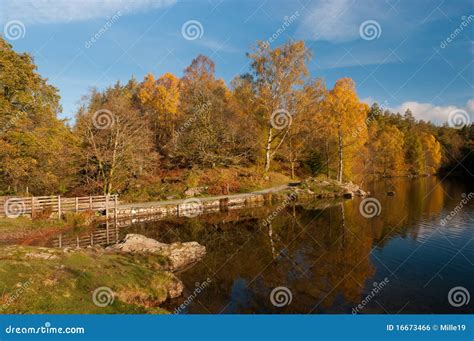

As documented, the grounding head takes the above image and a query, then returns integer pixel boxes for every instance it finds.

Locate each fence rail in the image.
[0,194,119,219]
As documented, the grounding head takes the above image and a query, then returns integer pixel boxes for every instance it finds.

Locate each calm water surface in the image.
[44,178,474,313]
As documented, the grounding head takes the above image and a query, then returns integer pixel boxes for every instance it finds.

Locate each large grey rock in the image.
[110,234,206,271]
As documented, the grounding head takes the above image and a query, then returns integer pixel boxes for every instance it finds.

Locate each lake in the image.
[37,177,474,313]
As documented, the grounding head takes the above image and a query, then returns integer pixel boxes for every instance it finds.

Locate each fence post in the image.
[75,197,79,212]
[57,195,62,219]
[31,196,35,218]
[89,196,92,210]
[114,195,118,221]
[105,194,109,220]
[58,234,62,248]
[106,220,110,244]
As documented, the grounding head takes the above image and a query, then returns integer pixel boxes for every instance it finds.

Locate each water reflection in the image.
[46,177,474,313]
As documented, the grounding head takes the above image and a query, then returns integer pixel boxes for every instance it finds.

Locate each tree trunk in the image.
[340,203,346,248]
[337,130,343,182]
[264,127,273,172]
[267,222,276,259]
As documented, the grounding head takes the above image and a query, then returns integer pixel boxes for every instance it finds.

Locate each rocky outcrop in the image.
[341,182,368,197]
[296,178,368,199]
[184,186,207,197]
[109,234,206,271]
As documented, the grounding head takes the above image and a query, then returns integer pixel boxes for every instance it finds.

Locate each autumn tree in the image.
[322,78,369,182]
[248,41,311,172]
[420,132,442,174]
[74,82,157,194]
[436,125,465,173]
[369,124,405,176]
[0,37,75,195]
[173,55,251,167]
[137,72,180,153]
[279,78,326,178]
[230,74,261,163]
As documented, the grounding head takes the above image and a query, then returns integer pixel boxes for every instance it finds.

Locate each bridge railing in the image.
[0,194,119,219]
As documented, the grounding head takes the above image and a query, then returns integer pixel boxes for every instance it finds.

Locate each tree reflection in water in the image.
[88,177,474,314]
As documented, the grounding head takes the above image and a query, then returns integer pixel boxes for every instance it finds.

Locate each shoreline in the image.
[112,179,367,220]
[1,178,367,245]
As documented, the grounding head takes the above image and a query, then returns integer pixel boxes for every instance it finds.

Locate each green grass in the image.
[0,217,66,231]
[0,217,68,237]
[0,246,175,314]
[0,212,98,241]
[301,177,347,196]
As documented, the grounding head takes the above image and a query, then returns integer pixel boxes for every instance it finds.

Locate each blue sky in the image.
[1,0,473,124]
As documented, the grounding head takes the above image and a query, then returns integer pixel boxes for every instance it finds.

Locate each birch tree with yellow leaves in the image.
[322,78,369,182]
[248,41,311,172]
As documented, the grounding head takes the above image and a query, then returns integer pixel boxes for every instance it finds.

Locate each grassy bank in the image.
[121,166,292,203]
[0,217,69,242]
[0,211,98,243]
[0,246,179,314]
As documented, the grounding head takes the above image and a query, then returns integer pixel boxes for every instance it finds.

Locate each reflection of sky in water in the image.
[223,278,253,314]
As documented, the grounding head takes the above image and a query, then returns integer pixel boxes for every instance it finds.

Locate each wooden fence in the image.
[0,194,119,219]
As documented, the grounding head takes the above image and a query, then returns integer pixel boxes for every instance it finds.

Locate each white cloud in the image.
[0,0,176,25]
[296,0,385,42]
[388,100,474,125]
[467,99,474,112]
